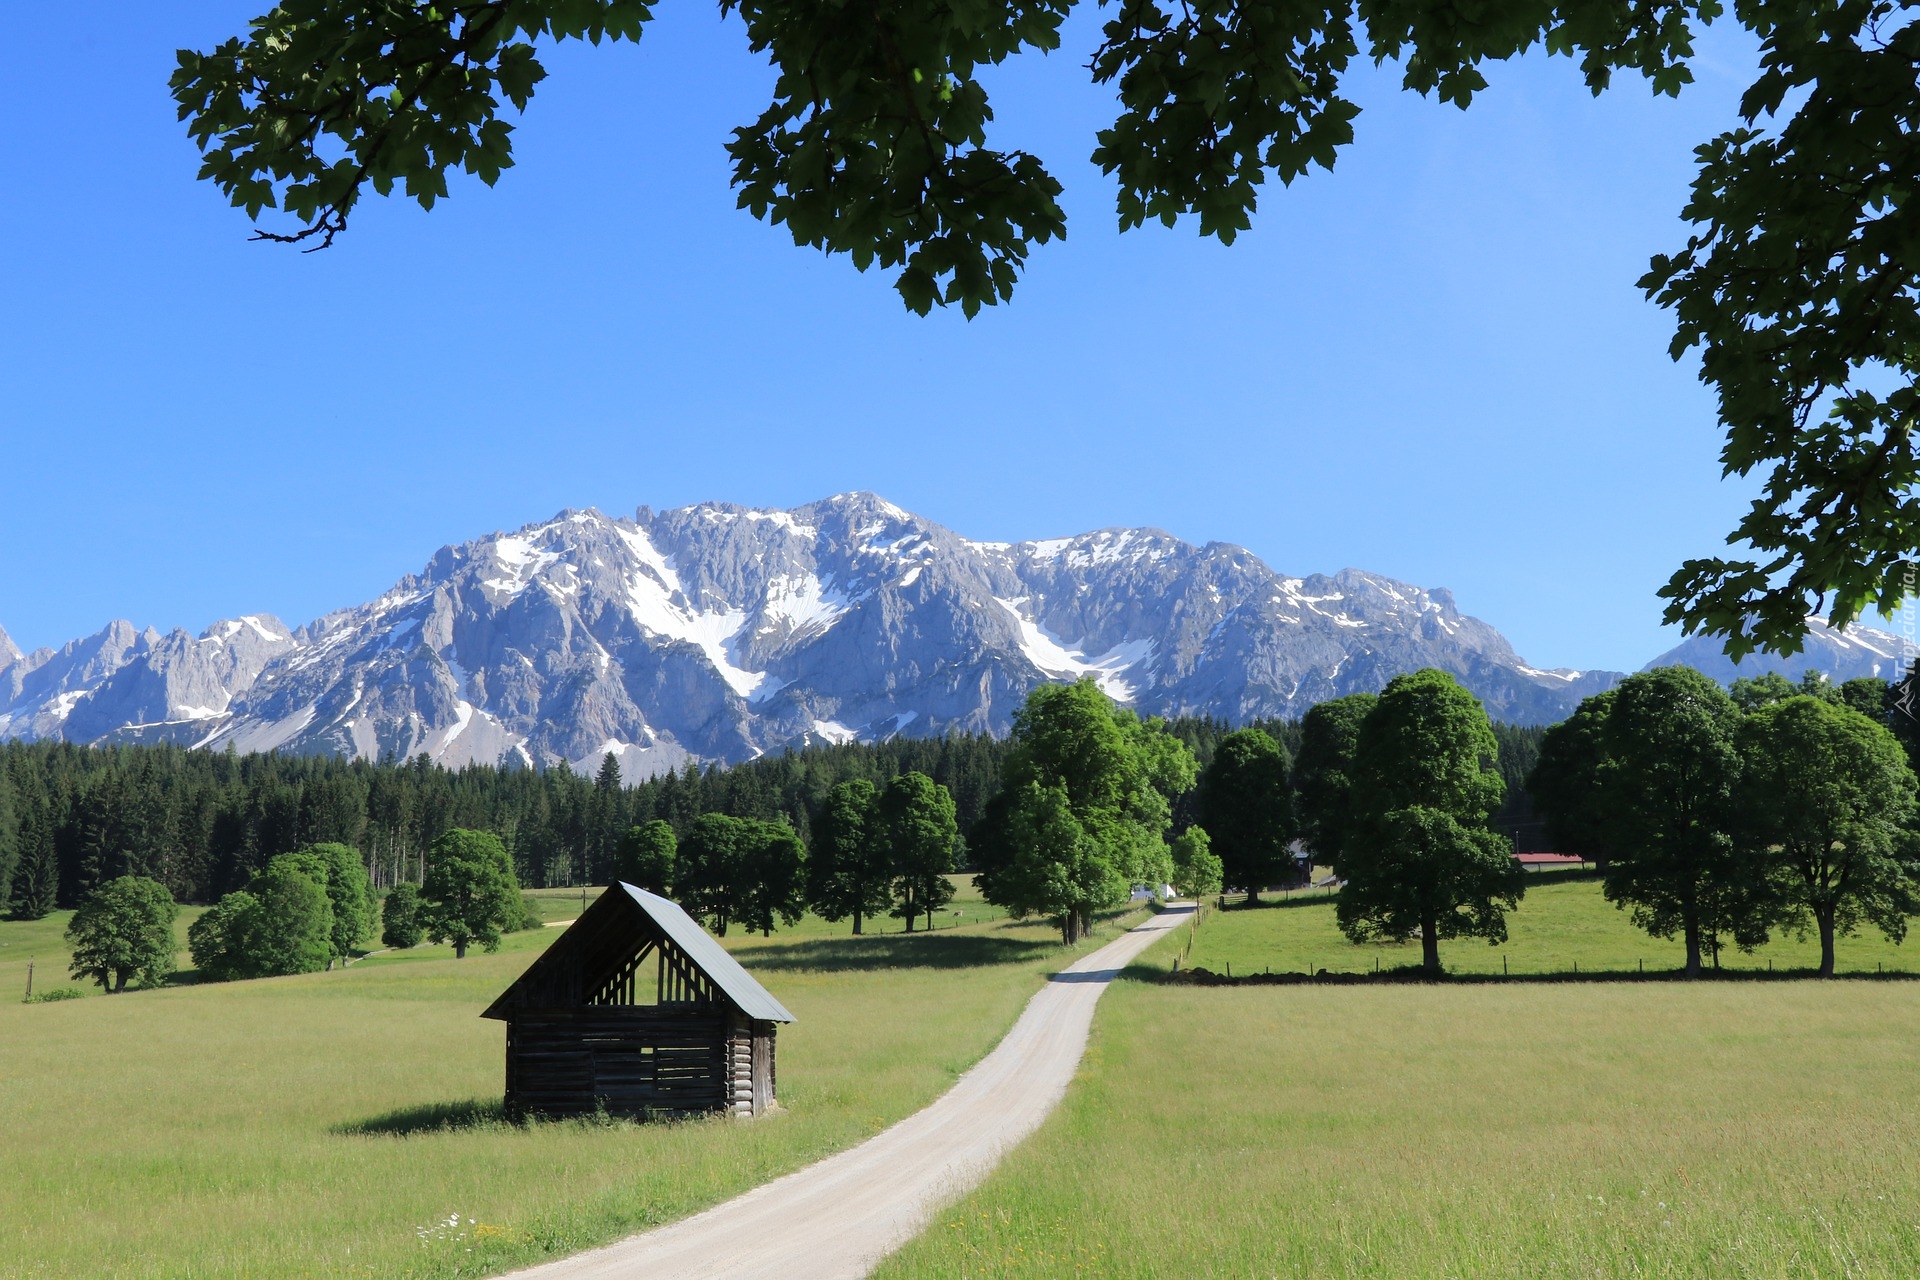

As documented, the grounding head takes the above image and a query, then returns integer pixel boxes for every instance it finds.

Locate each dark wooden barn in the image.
[481,884,795,1119]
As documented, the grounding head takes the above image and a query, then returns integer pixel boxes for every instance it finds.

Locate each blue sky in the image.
[2,5,1771,673]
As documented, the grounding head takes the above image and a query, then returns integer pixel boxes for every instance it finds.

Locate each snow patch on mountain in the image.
[3,492,1665,769]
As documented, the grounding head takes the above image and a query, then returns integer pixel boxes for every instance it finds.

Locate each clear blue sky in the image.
[2,5,1772,674]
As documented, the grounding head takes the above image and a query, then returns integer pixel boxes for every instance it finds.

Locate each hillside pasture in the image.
[0,878,1129,1280]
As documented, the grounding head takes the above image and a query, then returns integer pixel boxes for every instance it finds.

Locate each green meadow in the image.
[1177,873,1920,977]
[879,881,1920,1280]
[11,876,1920,1280]
[0,879,1124,1280]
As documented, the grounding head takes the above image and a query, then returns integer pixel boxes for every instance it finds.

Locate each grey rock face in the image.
[0,616,299,746]
[1644,616,1918,686]
[0,620,159,741]
[0,493,1632,771]
[71,616,299,746]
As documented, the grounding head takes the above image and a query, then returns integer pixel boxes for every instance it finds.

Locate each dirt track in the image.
[501,904,1192,1280]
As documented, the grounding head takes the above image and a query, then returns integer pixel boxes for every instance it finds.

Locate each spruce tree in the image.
[0,768,16,916]
[10,801,58,921]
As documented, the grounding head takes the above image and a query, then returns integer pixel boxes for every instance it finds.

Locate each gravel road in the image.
[501,903,1192,1280]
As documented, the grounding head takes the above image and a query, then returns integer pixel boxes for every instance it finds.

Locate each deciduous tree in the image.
[806,779,891,934]
[66,876,177,993]
[1597,666,1767,976]
[1197,728,1293,901]
[1737,695,1920,976]
[880,771,959,932]
[615,820,676,893]
[1170,826,1223,900]
[1292,693,1376,873]
[279,842,375,965]
[381,882,425,948]
[976,679,1193,942]
[1527,689,1615,866]
[738,821,809,938]
[188,889,262,980]
[1337,669,1522,973]
[419,828,521,958]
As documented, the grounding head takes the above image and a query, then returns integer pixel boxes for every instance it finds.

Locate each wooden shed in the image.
[481,884,795,1119]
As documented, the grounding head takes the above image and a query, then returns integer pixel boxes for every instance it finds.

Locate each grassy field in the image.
[1176,874,1920,977]
[0,877,1132,1280]
[879,893,1920,1279]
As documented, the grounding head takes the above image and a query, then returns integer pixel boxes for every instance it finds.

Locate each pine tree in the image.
[9,778,58,920]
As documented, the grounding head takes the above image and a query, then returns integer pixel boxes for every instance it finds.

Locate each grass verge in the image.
[0,879,1138,1280]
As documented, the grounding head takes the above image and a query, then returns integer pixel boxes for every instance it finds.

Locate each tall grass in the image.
[0,879,1135,1280]
[879,969,1920,1277]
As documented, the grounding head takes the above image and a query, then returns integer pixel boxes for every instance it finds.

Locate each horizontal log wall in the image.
[506,1008,731,1118]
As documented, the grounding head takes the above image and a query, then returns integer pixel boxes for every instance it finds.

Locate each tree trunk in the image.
[1683,918,1702,978]
[853,908,863,936]
[455,939,467,959]
[1246,885,1261,906]
[113,970,126,993]
[926,905,934,932]
[1818,906,1837,978]
[1421,916,1440,974]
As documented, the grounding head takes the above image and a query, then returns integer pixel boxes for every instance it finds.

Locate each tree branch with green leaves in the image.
[176,0,1920,653]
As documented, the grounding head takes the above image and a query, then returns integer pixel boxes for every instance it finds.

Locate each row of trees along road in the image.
[1529,667,1920,977]
[971,681,1196,942]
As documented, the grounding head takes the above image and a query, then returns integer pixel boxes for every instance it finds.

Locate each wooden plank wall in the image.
[506,1008,731,1118]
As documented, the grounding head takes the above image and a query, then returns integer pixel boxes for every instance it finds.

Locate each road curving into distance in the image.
[501,902,1194,1280]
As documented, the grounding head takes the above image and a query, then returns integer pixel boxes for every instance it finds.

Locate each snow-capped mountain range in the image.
[2,493,1911,774]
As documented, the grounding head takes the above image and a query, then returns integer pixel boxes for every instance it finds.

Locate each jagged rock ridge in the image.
[1,493,1628,771]
[1643,616,1916,685]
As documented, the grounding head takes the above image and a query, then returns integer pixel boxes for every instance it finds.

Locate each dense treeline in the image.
[0,734,1010,911]
[0,708,1548,917]
[1530,670,1920,977]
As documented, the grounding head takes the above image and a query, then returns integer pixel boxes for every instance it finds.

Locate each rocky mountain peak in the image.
[1,495,1654,772]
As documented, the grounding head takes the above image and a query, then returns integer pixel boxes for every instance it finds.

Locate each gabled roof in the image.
[480,883,794,1023]
[622,885,795,1023]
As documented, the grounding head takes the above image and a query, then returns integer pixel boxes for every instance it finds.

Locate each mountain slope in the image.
[0,494,1625,769]
[1643,616,1916,686]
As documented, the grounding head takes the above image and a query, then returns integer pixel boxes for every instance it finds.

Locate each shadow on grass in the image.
[334,1099,512,1136]
[1219,891,1340,912]
[1157,964,1920,987]
[739,931,1061,972]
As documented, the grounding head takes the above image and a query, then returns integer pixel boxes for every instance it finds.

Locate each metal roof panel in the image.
[620,884,796,1022]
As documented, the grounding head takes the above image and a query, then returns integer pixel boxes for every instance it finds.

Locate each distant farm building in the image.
[482,885,795,1119]
[1514,853,1587,871]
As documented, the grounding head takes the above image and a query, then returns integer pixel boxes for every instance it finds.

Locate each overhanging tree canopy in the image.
[175,0,1920,654]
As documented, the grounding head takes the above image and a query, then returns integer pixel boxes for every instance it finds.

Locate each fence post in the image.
[24,958,33,1002]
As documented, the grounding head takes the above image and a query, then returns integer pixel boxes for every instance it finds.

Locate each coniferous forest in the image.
[0,716,1547,914]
